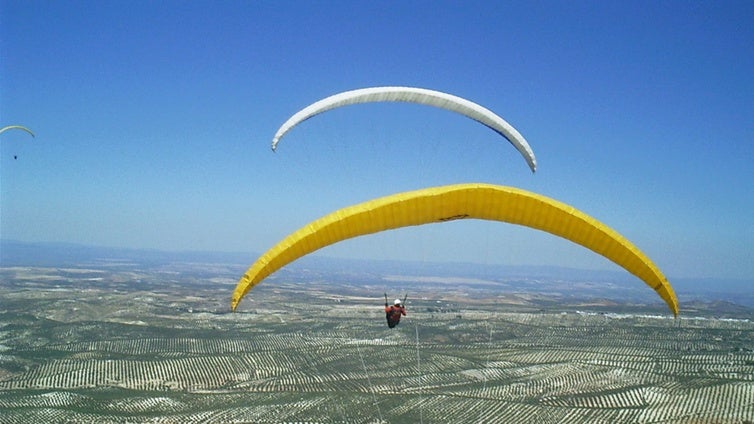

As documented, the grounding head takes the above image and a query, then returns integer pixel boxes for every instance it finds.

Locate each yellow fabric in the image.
[232,183,678,316]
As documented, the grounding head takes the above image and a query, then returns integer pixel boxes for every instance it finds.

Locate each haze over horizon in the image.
[2,239,751,310]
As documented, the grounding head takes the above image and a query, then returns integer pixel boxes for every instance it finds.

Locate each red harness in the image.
[385,305,406,328]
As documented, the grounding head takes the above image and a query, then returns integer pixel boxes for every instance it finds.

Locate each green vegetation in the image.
[0,265,752,423]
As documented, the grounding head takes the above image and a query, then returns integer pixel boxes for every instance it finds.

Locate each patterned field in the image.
[1,266,752,423]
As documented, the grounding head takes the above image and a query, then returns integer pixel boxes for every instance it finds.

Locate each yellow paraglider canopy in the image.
[231,183,678,316]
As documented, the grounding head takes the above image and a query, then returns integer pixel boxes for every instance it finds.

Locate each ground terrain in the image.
[0,260,752,423]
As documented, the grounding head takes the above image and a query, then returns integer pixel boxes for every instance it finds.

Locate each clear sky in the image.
[1,1,752,281]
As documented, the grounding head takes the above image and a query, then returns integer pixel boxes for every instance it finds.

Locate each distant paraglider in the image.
[271,86,537,172]
[1,125,35,159]
[231,183,679,316]
[0,125,35,138]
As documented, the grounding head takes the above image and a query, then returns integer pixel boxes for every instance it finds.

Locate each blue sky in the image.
[1,1,752,281]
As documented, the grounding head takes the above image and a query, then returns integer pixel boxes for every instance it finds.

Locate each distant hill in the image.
[2,239,752,308]
[0,240,252,267]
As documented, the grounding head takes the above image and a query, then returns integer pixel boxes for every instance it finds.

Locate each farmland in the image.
[0,263,752,423]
